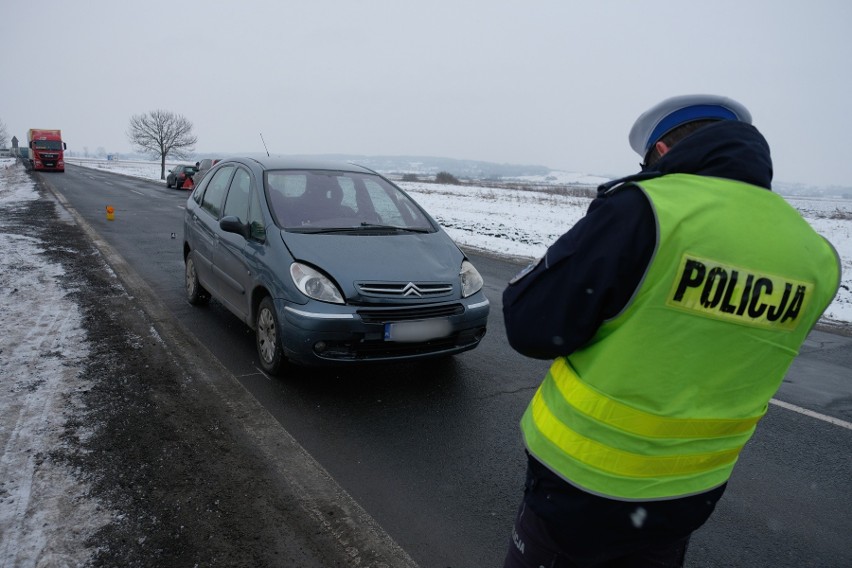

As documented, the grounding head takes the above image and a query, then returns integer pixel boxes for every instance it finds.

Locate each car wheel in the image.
[167,178,173,188]
[256,296,286,375]
[185,253,211,305]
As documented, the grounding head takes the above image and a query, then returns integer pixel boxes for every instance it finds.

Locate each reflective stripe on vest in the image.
[548,358,764,438]
[529,359,761,478]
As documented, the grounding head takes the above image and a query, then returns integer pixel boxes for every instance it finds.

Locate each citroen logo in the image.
[401,282,423,297]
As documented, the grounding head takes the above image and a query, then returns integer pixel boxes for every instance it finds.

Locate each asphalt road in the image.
[40,165,851,567]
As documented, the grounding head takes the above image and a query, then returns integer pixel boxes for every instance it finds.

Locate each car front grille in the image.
[356,281,454,299]
[356,303,465,323]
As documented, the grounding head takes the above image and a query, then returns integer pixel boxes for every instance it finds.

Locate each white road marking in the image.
[770,398,852,430]
[254,367,273,381]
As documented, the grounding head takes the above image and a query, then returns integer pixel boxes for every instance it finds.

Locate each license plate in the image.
[384,319,452,342]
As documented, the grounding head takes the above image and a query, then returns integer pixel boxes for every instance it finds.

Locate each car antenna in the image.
[260,133,270,157]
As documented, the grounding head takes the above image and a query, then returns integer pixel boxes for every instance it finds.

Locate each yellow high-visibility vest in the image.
[522,174,841,500]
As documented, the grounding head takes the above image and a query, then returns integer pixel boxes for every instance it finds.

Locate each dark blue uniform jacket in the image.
[503,121,773,359]
[502,121,775,559]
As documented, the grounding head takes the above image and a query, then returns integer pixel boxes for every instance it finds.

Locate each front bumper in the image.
[278,295,490,365]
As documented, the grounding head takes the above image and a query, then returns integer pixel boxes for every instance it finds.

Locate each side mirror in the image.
[220,216,250,239]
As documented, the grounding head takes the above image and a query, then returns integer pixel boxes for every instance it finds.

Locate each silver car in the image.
[182,157,489,375]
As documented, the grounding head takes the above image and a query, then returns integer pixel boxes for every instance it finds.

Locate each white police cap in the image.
[628,94,752,156]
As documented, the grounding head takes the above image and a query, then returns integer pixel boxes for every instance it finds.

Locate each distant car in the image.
[192,158,220,186]
[166,164,199,189]
[182,157,489,375]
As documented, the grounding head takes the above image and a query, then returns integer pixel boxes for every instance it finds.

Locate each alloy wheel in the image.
[257,307,277,363]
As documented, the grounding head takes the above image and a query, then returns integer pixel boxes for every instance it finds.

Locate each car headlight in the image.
[290,262,344,304]
[460,260,484,298]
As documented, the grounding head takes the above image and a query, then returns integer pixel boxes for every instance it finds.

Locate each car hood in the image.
[280,230,464,295]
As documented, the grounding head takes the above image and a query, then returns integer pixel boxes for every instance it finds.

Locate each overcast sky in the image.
[2,1,850,187]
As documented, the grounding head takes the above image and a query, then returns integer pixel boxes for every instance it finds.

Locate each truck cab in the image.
[28,129,67,172]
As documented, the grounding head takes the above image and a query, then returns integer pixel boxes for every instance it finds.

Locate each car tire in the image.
[185,252,211,305]
[167,178,173,188]
[256,296,286,375]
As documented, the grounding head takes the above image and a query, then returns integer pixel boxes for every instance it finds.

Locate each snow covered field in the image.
[64,156,852,325]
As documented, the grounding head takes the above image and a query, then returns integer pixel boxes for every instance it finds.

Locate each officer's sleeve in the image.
[502,187,655,359]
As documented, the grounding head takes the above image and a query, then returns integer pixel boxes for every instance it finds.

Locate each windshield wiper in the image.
[357,223,431,233]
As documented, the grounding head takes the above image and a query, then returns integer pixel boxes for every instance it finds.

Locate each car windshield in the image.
[264,170,436,232]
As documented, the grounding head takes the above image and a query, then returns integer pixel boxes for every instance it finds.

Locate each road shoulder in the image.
[31,169,418,566]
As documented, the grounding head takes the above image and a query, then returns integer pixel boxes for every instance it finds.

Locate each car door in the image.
[188,165,235,296]
[212,166,258,322]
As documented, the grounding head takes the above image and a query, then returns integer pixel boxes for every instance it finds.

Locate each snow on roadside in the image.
[63,156,852,325]
[400,181,852,326]
[806,216,852,324]
[401,181,589,259]
[0,158,108,566]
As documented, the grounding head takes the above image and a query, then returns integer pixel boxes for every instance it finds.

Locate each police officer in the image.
[502,94,841,567]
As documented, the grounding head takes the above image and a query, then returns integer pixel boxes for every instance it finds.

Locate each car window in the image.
[191,171,212,204]
[265,170,433,230]
[362,179,409,226]
[200,166,235,218]
[337,177,358,211]
[267,172,307,198]
[222,168,251,223]
[248,187,266,241]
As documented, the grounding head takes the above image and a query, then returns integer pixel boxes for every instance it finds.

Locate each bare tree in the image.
[0,118,9,148]
[126,110,197,180]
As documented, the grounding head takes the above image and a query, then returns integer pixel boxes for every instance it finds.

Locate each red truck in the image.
[28,129,66,172]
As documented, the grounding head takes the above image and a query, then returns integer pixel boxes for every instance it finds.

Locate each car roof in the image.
[219,156,377,175]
